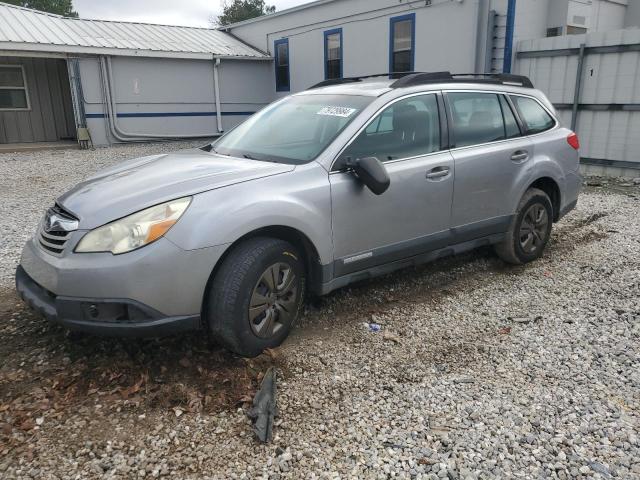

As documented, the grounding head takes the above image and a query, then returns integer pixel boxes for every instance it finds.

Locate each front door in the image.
[329,93,454,277]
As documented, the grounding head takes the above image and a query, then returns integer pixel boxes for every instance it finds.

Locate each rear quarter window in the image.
[510,96,556,134]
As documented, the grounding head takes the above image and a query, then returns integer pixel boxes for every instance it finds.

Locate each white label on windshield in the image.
[317,106,357,118]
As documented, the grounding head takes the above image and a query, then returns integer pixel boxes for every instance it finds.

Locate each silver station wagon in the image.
[16,72,581,356]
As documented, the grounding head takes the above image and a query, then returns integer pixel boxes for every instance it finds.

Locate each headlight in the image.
[76,197,191,254]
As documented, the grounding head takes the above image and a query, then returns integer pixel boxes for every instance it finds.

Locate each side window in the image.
[274,39,290,92]
[340,94,440,165]
[448,92,506,148]
[510,96,555,134]
[499,95,521,138]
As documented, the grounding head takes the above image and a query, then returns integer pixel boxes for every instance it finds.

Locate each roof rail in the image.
[391,72,534,89]
[308,72,535,91]
[307,71,420,90]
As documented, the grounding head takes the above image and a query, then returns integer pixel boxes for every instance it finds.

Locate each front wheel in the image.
[205,237,305,357]
[494,188,553,265]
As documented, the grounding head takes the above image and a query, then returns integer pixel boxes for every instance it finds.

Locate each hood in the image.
[57,148,295,229]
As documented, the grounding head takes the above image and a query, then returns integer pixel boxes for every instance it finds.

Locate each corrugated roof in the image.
[0,2,269,60]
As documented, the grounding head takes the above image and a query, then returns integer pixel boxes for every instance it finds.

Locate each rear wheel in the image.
[495,188,553,265]
[205,237,305,357]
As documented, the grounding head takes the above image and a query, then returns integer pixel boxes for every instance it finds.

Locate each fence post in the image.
[571,43,586,131]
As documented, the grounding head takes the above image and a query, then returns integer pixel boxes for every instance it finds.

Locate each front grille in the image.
[38,229,72,255]
[37,204,78,256]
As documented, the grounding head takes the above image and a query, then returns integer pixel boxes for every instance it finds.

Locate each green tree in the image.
[4,0,78,17]
[216,0,275,26]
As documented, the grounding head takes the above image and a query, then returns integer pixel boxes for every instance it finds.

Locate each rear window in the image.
[510,96,555,134]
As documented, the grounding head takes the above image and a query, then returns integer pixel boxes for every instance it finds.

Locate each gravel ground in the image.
[0,143,639,479]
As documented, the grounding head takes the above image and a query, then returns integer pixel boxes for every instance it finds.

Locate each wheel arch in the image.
[201,225,324,317]
[527,176,561,222]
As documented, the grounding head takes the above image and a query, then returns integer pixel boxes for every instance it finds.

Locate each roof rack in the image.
[308,72,420,90]
[308,71,534,90]
[390,72,534,89]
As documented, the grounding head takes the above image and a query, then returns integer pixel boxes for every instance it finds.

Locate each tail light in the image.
[567,132,580,150]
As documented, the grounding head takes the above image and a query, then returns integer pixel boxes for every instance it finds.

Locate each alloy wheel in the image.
[248,262,298,339]
[519,203,549,254]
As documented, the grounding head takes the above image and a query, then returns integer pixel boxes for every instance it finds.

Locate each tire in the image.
[494,188,553,265]
[205,237,306,357]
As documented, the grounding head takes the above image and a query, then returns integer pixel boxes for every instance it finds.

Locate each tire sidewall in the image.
[512,192,553,263]
[211,242,305,356]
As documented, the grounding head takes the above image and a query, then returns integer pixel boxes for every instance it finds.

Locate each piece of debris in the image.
[247,367,277,443]
[365,323,381,333]
[383,331,401,344]
[586,179,603,187]
[498,326,512,335]
[453,376,475,384]
[510,315,543,324]
[173,408,184,418]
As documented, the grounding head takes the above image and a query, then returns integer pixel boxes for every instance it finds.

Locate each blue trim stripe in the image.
[86,111,255,119]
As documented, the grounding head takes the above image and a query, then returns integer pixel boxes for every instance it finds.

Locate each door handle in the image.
[426,167,450,180]
[511,150,529,162]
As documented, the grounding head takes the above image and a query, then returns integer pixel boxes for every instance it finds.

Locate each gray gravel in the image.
[0,144,639,479]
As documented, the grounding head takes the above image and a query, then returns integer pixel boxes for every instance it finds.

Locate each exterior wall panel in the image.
[80,56,272,144]
[515,29,640,175]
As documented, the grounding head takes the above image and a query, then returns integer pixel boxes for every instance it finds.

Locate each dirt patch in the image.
[0,288,283,457]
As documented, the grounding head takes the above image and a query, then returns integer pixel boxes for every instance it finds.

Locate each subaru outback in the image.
[16,72,581,356]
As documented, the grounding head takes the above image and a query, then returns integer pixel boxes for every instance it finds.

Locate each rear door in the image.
[329,92,454,276]
[446,91,534,242]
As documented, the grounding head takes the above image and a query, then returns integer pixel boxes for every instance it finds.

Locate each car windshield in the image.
[211,94,373,165]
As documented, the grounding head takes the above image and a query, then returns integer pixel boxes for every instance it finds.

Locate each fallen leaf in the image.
[120,376,145,399]
[383,332,401,344]
[19,419,35,431]
[264,348,279,360]
[498,326,512,335]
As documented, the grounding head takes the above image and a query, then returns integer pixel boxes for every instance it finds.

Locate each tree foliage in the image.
[4,0,78,17]
[216,0,275,26]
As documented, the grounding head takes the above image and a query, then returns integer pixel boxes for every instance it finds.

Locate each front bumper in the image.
[16,265,200,336]
[16,236,229,337]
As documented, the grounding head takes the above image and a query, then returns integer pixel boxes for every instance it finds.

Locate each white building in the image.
[0,0,637,151]
[0,2,273,146]
[222,0,639,96]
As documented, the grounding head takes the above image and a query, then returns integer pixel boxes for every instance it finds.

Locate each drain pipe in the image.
[100,56,221,141]
[213,58,223,134]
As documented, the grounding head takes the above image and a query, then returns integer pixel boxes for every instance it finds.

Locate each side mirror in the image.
[347,156,391,195]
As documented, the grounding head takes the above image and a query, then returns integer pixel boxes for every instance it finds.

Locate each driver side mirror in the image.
[346,156,391,195]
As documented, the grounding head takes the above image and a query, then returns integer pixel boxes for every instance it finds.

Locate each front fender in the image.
[165,163,333,264]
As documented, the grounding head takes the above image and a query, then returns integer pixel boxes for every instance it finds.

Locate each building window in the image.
[390,14,415,75]
[324,28,343,80]
[566,25,587,35]
[546,27,563,37]
[274,38,290,92]
[0,65,29,110]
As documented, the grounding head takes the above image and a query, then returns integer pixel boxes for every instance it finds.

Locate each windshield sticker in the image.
[317,106,357,118]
